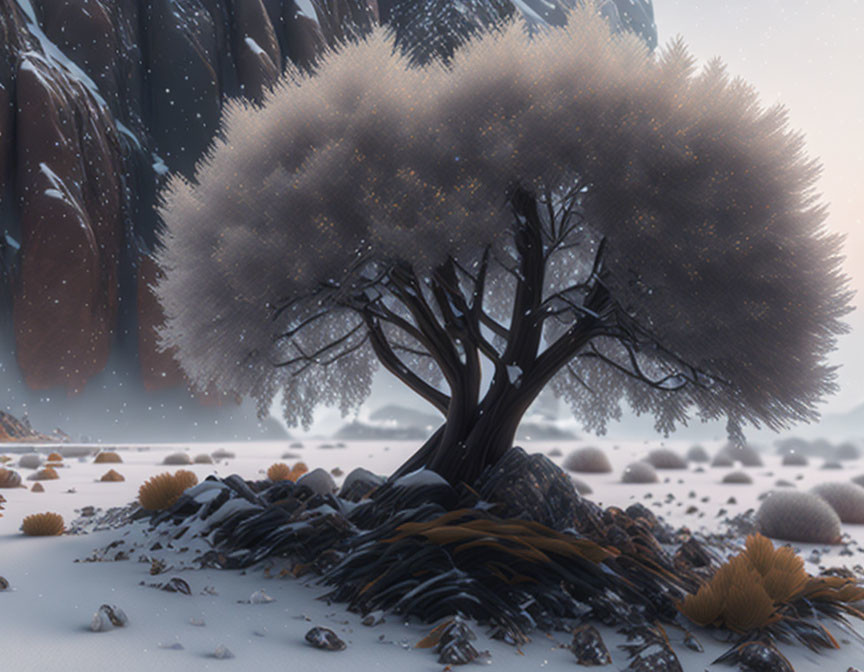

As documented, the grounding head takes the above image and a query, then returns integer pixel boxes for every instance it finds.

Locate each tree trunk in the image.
[391,379,532,487]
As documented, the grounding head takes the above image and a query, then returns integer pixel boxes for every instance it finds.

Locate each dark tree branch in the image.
[362,311,451,414]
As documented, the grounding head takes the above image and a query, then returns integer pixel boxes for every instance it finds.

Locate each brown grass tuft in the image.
[138,470,199,511]
[31,483,44,492]
[100,469,125,482]
[94,451,122,464]
[21,512,65,536]
[0,468,22,488]
[678,533,861,635]
[31,467,59,481]
[46,452,63,462]
[291,461,309,479]
[267,462,293,481]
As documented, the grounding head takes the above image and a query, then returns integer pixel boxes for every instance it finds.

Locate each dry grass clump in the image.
[756,490,842,544]
[46,452,63,462]
[20,512,65,536]
[211,448,236,459]
[267,462,293,481]
[722,471,753,485]
[621,461,658,484]
[100,469,125,482]
[782,452,808,466]
[267,461,309,482]
[563,447,612,473]
[810,482,864,524]
[162,452,192,465]
[646,449,687,470]
[138,470,199,511]
[31,483,44,492]
[30,467,59,481]
[0,468,22,488]
[94,451,122,464]
[193,453,214,464]
[679,534,864,641]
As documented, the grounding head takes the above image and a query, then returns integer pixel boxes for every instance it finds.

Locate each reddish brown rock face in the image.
[13,52,124,394]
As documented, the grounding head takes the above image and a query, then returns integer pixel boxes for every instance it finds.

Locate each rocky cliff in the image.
[0,0,655,439]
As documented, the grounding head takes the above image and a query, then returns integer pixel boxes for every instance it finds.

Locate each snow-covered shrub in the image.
[621,461,658,484]
[162,452,192,465]
[685,445,710,463]
[563,447,612,474]
[645,448,687,470]
[782,452,808,466]
[810,482,864,524]
[756,490,842,544]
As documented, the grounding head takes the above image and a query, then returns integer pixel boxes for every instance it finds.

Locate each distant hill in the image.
[368,405,442,430]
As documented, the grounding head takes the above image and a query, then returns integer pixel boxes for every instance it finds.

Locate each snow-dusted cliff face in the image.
[0,0,654,432]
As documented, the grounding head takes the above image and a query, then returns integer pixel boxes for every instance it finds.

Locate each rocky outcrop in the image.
[0,0,656,435]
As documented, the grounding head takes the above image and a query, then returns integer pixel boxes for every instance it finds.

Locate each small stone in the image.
[570,624,611,665]
[305,626,346,651]
[682,632,703,653]
[362,610,385,626]
[211,645,234,659]
[625,642,683,671]
[248,589,274,604]
[100,604,128,627]
[90,610,110,632]
[160,577,192,595]
[0,576,8,590]
[734,641,794,672]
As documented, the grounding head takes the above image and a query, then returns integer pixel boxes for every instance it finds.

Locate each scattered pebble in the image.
[362,610,385,627]
[305,626,347,651]
[247,589,275,604]
[211,645,234,659]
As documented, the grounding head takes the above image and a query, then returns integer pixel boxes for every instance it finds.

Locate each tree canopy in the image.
[155,5,850,476]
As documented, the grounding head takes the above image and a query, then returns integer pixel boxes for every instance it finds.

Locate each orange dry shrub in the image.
[679,534,864,634]
[21,512,65,536]
[291,462,309,480]
[267,462,293,481]
[46,452,63,462]
[94,451,122,463]
[100,469,125,482]
[267,461,309,482]
[31,467,59,480]
[138,470,199,511]
[0,468,21,488]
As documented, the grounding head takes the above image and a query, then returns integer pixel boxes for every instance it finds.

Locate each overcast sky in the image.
[655,1,864,413]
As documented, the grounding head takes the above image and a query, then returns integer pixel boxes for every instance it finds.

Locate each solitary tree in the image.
[155,6,851,487]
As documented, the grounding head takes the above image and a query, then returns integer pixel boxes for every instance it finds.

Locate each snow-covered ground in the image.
[1,438,863,671]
